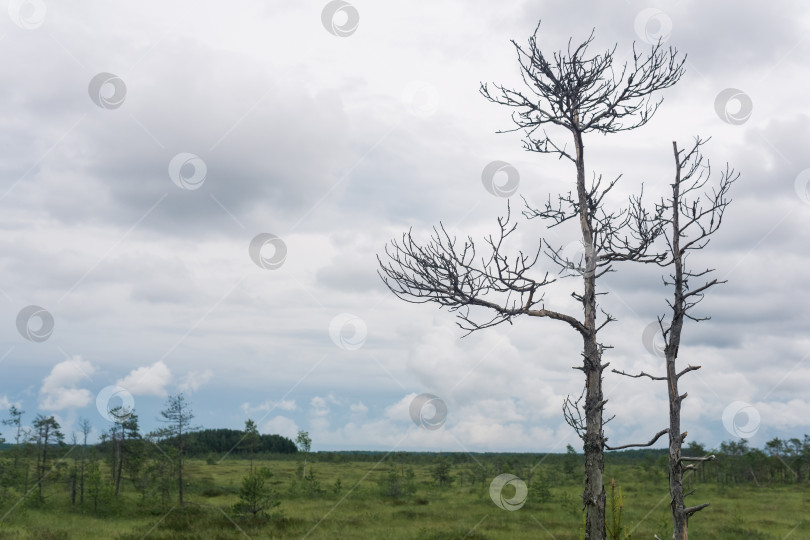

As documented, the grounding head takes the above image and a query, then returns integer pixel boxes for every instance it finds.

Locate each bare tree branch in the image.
[679,455,716,464]
[684,503,710,517]
[612,368,666,381]
[377,204,589,337]
[605,428,668,451]
[563,389,587,440]
[676,365,701,379]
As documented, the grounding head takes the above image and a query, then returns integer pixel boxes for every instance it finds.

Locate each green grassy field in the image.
[0,457,807,539]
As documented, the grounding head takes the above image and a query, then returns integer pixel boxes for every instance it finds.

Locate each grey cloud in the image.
[66,50,349,235]
[316,251,382,294]
[3,31,352,236]
[1,0,809,449]
[669,0,805,75]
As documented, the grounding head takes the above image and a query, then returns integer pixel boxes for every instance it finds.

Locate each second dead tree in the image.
[614,138,738,539]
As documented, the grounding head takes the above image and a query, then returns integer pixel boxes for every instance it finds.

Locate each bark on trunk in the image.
[178,423,184,506]
[575,125,606,540]
[669,140,687,539]
[667,349,687,539]
[70,471,77,505]
[584,335,606,539]
[80,456,85,504]
[38,424,49,497]
[115,429,124,496]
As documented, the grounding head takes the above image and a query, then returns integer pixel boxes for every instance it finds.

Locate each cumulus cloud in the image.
[116,362,171,397]
[310,396,330,417]
[299,391,576,452]
[262,416,299,439]
[39,356,95,410]
[178,369,213,393]
[755,399,810,431]
[349,401,368,415]
[240,399,298,416]
[384,393,418,423]
[0,396,19,410]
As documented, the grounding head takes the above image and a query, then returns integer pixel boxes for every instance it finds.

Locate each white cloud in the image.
[0,395,18,410]
[116,362,171,397]
[278,399,298,411]
[40,388,93,411]
[300,391,576,452]
[178,369,213,393]
[39,356,95,411]
[310,396,330,417]
[755,399,810,430]
[240,399,298,416]
[385,393,418,423]
[349,401,368,414]
[261,415,298,439]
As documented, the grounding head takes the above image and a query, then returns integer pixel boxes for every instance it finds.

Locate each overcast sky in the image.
[1,0,808,452]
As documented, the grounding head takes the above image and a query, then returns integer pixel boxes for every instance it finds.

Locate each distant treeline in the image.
[303,438,810,488]
[305,447,668,465]
[688,438,810,486]
[97,428,298,456]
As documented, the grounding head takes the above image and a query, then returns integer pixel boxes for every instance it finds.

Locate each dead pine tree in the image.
[614,138,737,539]
[379,22,684,539]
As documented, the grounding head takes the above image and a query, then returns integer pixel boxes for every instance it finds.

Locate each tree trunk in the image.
[584,335,606,540]
[110,431,118,485]
[667,348,687,539]
[80,459,85,504]
[70,470,77,505]
[575,125,606,540]
[38,424,49,497]
[80,424,87,505]
[115,435,124,496]
[178,423,184,506]
[668,140,688,539]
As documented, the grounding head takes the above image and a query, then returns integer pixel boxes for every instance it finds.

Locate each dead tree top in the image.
[378,23,686,339]
[480,21,686,161]
[654,137,739,322]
